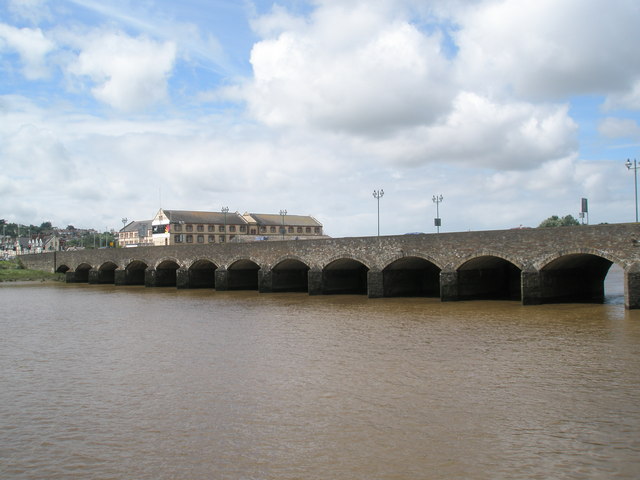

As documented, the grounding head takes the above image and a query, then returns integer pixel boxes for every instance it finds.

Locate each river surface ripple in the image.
[1,278,639,480]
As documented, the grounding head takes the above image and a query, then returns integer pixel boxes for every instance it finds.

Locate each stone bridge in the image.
[20,223,640,308]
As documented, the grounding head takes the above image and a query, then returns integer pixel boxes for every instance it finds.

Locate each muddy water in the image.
[1,268,639,479]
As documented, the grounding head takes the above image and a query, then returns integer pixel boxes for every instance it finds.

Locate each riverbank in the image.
[0,258,65,282]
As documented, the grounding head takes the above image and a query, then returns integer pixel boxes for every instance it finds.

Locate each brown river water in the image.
[1,266,639,479]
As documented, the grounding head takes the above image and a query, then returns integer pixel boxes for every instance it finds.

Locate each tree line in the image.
[537,215,582,227]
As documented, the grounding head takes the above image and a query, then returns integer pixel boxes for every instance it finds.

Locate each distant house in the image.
[118,220,153,248]
[150,208,325,246]
[16,234,64,254]
[28,236,43,253]
[15,237,30,254]
[43,234,63,251]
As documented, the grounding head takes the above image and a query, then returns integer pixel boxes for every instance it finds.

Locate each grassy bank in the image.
[0,258,65,282]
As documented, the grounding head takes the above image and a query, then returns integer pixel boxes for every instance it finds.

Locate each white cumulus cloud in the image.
[7,0,52,24]
[0,23,54,79]
[244,2,453,135]
[453,0,640,100]
[351,92,578,169]
[69,31,177,112]
[598,117,640,140]
[604,80,640,111]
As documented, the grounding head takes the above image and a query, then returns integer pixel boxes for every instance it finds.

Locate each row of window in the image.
[121,231,146,239]
[174,224,242,233]
[174,234,235,244]
[258,226,320,234]
[171,223,321,235]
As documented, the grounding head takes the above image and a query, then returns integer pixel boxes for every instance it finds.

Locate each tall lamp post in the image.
[433,194,443,233]
[373,189,384,236]
[221,206,229,242]
[626,158,638,222]
[120,217,127,248]
[280,209,287,240]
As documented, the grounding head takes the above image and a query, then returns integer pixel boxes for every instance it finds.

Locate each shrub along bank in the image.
[0,258,65,282]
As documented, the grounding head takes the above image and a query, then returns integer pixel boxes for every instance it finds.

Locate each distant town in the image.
[1,208,325,258]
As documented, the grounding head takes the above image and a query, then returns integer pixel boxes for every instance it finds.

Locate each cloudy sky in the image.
[1,0,639,237]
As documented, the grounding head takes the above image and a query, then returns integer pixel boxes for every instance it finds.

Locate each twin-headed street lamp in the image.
[221,206,229,241]
[433,194,443,233]
[372,189,384,236]
[626,159,638,223]
[280,209,287,239]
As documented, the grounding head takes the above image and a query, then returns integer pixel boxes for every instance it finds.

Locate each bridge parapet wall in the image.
[16,252,57,272]
[19,223,640,274]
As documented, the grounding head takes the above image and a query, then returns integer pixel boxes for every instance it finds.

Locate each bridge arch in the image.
[452,250,525,272]
[228,259,260,290]
[188,258,220,269]
[94,261,118,284]
[154,259,181,287]
[73,262,93,283]
[188,259,218,289]
[153,257,183,271]
[99,261,118,270]
[322,257,369,295]
[380,251,444,271]
[123,260,148,285]
[224,255,263,270]
[271,254,311,269]
[536,250,621,304]
[455,254,522,301]
[322,254,372,271]
[271,258,310,292]
[56,264,70,273]
[382,256,441,297]
[535,248,625,271]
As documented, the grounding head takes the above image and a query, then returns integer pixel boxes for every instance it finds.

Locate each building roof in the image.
[247,213,322,227]
[16,237,30,247]
[162,209,247,225]
[120,220,152,233]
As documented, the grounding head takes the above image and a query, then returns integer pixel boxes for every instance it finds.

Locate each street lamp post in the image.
[432,194,443,233]
[372,189,384,236]
[120,217,127,248]
[221,206,229,242]
[626,159,638,222]
[280,209,287,240]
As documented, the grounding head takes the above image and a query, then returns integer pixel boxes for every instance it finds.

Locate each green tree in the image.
[538,215,580,227]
